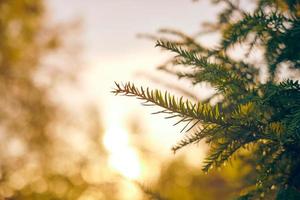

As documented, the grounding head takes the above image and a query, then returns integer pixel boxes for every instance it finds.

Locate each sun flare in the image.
[103,126,141,179]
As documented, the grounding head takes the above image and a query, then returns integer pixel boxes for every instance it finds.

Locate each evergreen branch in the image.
[135,181,169,200]
[155,40,226,74]
[202,137,255,172]
[156,40,248,94]
[171,124,221,153]
[279,79,300,91]
[155,40,205,66]
[112,82,226,127]
[221,10,289,50]
[114,1,300,198]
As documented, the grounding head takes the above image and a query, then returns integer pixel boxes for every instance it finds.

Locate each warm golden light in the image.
[103,126,141,180]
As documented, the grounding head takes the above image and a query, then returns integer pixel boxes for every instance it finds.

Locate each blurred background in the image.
[0,0,254,199]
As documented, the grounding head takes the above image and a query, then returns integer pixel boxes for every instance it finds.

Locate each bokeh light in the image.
[103,126,141,180]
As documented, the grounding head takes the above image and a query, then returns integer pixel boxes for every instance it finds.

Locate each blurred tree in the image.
[147,156,254,200]
[0,0,54,148]
[0,1,120,199]
[114,0,300,199]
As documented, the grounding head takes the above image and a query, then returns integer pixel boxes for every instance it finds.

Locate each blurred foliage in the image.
[114,0,300,199]
[149,156,255,200]
[0,0,53,148]
[0,0,121,199]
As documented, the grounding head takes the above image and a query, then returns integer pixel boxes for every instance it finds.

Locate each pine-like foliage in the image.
[113,0,300,199]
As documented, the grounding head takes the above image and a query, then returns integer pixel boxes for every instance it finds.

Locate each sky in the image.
[47,0,219,55]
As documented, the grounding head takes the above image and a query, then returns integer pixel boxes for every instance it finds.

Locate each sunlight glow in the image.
[103,126,141,179]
